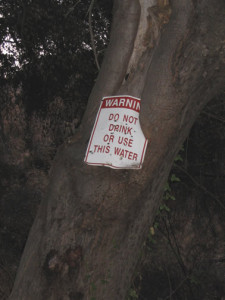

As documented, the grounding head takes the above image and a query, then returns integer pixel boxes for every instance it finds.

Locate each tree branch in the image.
[174,164,225,211]
[202,111,225,123]
[164,275,189,300]
[81,0,141,136]
[65,0,81,18]
[88,0,100,70]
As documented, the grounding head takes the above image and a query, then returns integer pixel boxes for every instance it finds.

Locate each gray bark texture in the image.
[9,0,225,299]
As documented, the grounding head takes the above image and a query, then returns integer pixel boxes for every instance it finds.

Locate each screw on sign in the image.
[84,95,148,169]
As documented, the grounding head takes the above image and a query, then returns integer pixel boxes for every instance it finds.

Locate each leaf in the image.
[164,192,170,200]
[174,154,183,162]
[164,191,176,201]
[129,288,138,299]
[91,282,96,291]
[101,279,108,284]
[190,275,199,285]
[170,173,181,182]
[153,222,159,229]
[169,194,176,201]
[164,182,171,192]
[150,226,155,235]
[159,204,170,212]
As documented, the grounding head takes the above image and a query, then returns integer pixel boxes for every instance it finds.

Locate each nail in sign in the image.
[84,95,148,169]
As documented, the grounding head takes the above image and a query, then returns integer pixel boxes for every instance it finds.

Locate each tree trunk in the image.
[9,0,225,299]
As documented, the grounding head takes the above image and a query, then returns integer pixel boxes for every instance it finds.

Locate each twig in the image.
[174,163,225,211]
[65,0,81,18]
[202,111,225,123]
[0,263,14,284]
[184,136,189,169]
[165,266,173,300]
[88,0,100,70]
[161,218,187,276]
[167,217,187,275]
[21,2,26,38]
[164,275,189,300]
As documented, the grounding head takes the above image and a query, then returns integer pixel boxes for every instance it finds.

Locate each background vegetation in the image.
[0,1,224,299]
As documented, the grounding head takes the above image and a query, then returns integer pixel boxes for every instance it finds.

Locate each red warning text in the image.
[102,96,141,113]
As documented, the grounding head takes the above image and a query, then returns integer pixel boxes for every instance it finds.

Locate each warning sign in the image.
[84,95,148,169]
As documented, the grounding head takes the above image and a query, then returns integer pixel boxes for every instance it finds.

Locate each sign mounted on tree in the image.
[84,95,148,169]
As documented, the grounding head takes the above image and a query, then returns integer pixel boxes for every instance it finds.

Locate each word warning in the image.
[84,95,148,169]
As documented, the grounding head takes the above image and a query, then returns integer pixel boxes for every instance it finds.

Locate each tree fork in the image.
[9,0,225,299]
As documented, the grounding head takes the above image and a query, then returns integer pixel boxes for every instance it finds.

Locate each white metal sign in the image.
[84,95,148,169]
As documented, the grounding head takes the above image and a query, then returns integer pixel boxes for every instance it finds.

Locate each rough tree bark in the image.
[9,0,225,299]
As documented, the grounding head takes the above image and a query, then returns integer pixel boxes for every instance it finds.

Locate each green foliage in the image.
[90,282,97,291]
[170,173,181,182]
[100,279,108,285]
[0,0,113,113]
[128,288,139,299]
[149,147,184,251]
[159,203,170,212]
[162,147,184,205]
[174,153,183,162]
[189,275,200,286]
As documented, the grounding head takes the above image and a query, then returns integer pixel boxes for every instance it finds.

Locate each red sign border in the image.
[84,95,148,169]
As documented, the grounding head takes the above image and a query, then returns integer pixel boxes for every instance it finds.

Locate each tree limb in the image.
[88,0,100,70]
[174,164,225,211]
